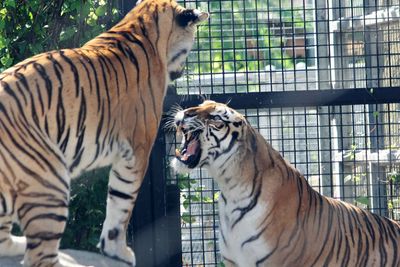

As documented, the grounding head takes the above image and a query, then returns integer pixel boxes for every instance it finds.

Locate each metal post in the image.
[316,0,333,197]
[364,0,388,215]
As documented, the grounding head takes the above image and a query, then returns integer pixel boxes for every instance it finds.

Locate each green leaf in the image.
[5,0,15,8]
[203,196,212,203]
[181,212,196,224]
[0,53,13,68]
[29,43,43,54]
[0,36,6,49]
[95,5,107,17]
[28,11,33,21]
[60,26,77,42]
[355,196,369,206]
[183,199,190,210]
[388,201,393,210]
[80,2,91,18]
[0,8,7,18]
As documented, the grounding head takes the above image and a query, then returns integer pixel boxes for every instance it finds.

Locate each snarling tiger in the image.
[172,100,400,267]
[0,1,208,266]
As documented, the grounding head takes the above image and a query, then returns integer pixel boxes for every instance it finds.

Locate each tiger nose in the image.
[175,110,185,127]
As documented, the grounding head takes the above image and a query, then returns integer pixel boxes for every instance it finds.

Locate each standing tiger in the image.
[0,0,208,266]
[172,100,400,267]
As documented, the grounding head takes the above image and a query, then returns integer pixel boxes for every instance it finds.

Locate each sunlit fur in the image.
[172,100,400,267]
[0,1,207,266]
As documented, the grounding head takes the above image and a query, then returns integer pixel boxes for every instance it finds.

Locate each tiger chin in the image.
[172,100,400,267]
[0,1,207,267]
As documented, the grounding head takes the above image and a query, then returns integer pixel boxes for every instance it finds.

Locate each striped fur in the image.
[172,100,400,267]
[0,1,207,266]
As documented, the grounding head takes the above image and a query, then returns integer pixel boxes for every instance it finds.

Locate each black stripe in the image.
[38,253,58,262]
[1,81,27,122]
[116,30,157,122]
[69,146,84,173]
[241,219,272,248]
[214,131,239,160]
[0,193,7,214]
[108,187,133,200]
[59,50,80,97]
[231,178,262,229]
[77,93,87,133]
[32,63,53,109]
[15,82,28,107]
[116,42,140,84]
[34,80,45,115]
[59,128,70,153]
[56,86,66,143]
[169,49,187,64]
[23,214,67,231]
[26,241,41,250]
[18,202,68,219]
[113,170,133,184]
[0,136,67,196]
[74,50,101,111]
[310,202,333,267]
[26,232,63,241]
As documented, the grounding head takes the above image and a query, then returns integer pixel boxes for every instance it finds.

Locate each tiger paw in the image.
[97,237,135,266]
[0,235,26,256]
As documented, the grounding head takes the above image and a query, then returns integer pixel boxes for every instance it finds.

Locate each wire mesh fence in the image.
[160,0,400,266]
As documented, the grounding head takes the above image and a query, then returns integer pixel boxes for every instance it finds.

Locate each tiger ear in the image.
[176,9,209,27]
[136,0,143,6]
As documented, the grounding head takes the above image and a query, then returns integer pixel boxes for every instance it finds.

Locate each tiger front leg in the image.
[99,147,150,267]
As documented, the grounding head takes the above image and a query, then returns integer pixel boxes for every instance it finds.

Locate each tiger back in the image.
[0,1,208,267]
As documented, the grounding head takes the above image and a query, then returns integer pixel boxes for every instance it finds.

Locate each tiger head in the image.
[131,0,209,81]
[172,100,249,175]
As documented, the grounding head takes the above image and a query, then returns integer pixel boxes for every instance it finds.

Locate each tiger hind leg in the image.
[0,217,27,256]
[18,192,69,267]
[12,154,71,267]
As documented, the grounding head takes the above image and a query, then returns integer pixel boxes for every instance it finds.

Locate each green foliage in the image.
[61,167,110,251]
[0,0,121,71]
[177,173,218,224]
[355,196,369,207]
[190,0,312,74]
[389,171,400,184]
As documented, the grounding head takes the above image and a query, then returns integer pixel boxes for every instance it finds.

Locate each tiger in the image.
[0,1,208,266]
[172,100,400,267]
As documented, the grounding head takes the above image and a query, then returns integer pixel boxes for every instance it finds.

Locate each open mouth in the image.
[175,128,202,168]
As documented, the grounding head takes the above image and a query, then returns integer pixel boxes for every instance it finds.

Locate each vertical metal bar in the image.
[316,0,334,197]
[151,131,173,267]
[166,184,183,267]
[315,0,331,90]
[131,172,156,267]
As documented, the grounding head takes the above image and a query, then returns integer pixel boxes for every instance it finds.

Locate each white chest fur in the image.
[218,199,272,267]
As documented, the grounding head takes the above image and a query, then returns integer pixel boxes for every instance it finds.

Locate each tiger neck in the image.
[211,131,265,202]
[214,130,308,208]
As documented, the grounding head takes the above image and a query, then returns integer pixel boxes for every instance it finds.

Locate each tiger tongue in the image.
[186,138,199,156]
